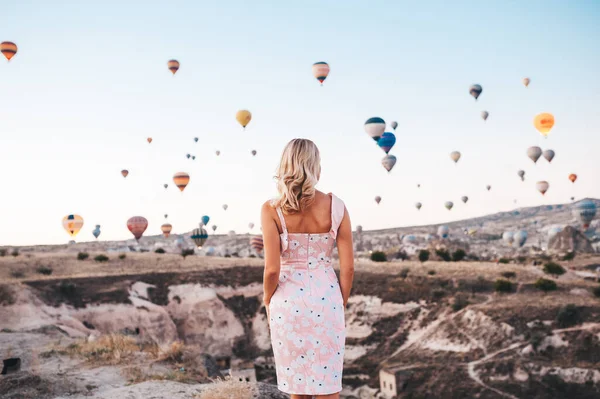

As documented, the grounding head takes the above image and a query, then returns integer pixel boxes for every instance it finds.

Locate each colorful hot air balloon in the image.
[381,154,397,172]
[167,59,180,75]
[503,231,515,246]
[63,215,84,238]
[437,225,449,238]
[173,172,190,192]
[415,202,422,210]
[364,117,386,141]
[191,225,208,248]
[450,151,461,164]
[527,146,543,164]
[445,201,454,211]
[543,149,555,163]
[248,222,255,230]
[375,196,382,205]
[518,170,525,181]
[1,41,18,61]
[312,62,330,85]
[573,200,597,230]
[212,225,217,232]
[201,215,210,226]
[514,230,527,247]
[250,235,264,253]
[377,132,396,154]
[461,196,469,204]
[127,216,148,241]
[251,150,257,157]
[164,184,168,189]
[534,113,554,137]
[161,223,172,238]
[121,169,129,178]
[469,84,482,100]
[186,154,191,159]
[390,121,398,130]
[569,174,577,183]
[523,77,530,87]
[481,111,489,121]
[92,225,101,239]
[486,185,491,191]
[222,204,228,211]
[216,150,221,156]
[356,225,363,234]
[236,110,252,128]
[147,137,153,144]
[536,181,549,195]
[194,137,199,142]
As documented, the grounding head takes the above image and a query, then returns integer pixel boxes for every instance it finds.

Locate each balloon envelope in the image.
[523,77,530,87]
[223,204,228,211]
[127,216,148,241]
[536,181,549,195]
[377,132,396,154]
[390,121,398,130]
[375,196,382,205]
[212,225,217,232]
[147,137,152,144]
[518,170,525,181]
[191,226,208,248]
[450,151,461,163]
[415,202,422,210]
[514,230,528,247]
[469,84,482,100]
[236,110,252,128]
[121,170,129,178]
[63,215,84,238]
[481,111,489,121]
[173,172,190,192]
[167,59,180,75]
[1,41,18,61]
[527,146,543,163]
[444,201,453,210]
[356,225,363,234]
[503,231,515,246]
[161,223,172,238]
[312,62,330,84]
[569,174,577,183]
[534,113,554,137]
[92,225,101,239]
[381,154,397,172]
[461,196,468,204]
[573,200,597,229]
[543,149,555,163]
[201,215,210,226]
[364,117,386,141]
[438,226,449,238]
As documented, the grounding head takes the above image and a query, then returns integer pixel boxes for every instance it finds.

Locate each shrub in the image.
[181,248,195,258]
[11,249,19,257]
[494,279,514,293]
[435,249,451,262]
[452,294,469,312]
[0,248,6,257]
[498,258,510,264]
[59,281,77,298]
[0,285,16,305]
[77,252,89,261]
[534,278,557,292]
[370,251,387,262]
[249,254,256,258]
[428,270,436,276]
[561,252,576,261]
[418,250,430,263]
[593,286,600,298]
[556,304,582,328]
[452,249,466,262]
[432,289,445,299]
[94,254,109,263]
[543,262,566,277]
[155,248,166,254]
[394,250,409,260]
[36,266,53,276]
[399,267,409,279]
[118,254,126,260]
[224,254,231,258]
[516,256,528,264]
[501,271,517,279]
[10,270,25,279]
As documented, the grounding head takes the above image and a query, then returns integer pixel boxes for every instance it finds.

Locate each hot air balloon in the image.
[63,215,84,238]
[571,197,575,201]
[415,202,422,210]
[486,185,491,191]
[216,150,221,156]
[548,226,563,239]
[249,222,255,230]
[461,196,469,204]
[381,154,397,172]
[186,154,191,159]
[194,137,199,142]
[92,225,101,239]
[164,214,168,219]
[222,204,228,211]
[164,184,168,189]
[356,225,363,234]
[375,196,382,205]
[250,236,264,253]
[523,77,530,87]
[514,230,527,247]
[236,110,252,128]
[161,223,172,238]
[569,174,577,183]
[191,225,208,248]
[312,62,330,85]
[147,137,152,144]
[228,230,236,237]
[469,84,482,100]
[377,132,396,154]
[192,156,196,160]
[450,151,461,164]
[251,150,257,156]
[518,170,525,181]
[502,231,515,246]
[173,172,190,192]
[481,111,489,121]
[175,236,185,249]
[390,121,398,130]
[445,201,454,211]
[417,184,421,188]
[201,215,210,226]
[127,216,148,241]
[364,117,386,141]
[573,200,597,230]
[1,41,18,61]
[536,181,549,195]
[534,113,554,137]
[212,225,217,232]
[527,146,543,163]
[543,149,555,163]
[403,235,417,245]
[167,59,180,75]
[121,170,129,178]
[437,226,449,239]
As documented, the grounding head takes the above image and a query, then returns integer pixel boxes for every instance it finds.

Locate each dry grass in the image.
[196,376,253,399]
[64,334,143,366]
[123,365,193,385]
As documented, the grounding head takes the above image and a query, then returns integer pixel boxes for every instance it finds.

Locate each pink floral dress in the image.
[268,194,346,395]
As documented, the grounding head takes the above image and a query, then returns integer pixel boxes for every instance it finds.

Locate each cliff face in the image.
[548,225,595,254]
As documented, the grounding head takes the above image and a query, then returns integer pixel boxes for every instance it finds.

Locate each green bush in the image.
[498,258,510,264]
[452,249,466,262]
[118,254,126,260]
[59,281,77,298]
[494,279,514,293]
[181,248,195,258]
[543,262,566,277]
[36,266,53,276]
[418,250,430,263]
[77,252,89,261]
[394,250,409,260]
[593,286,600,298]
[0,248,7,257]
[516,256,528,264]
[155,248,166,254]
[435,249,451,262]
[501,271,517,279]
[428,270,436,276]
[399,267,409,279]
[11,249,19,257]
[432,289,445,299]
[452,294,469,312]
[556,304,581,328]
[535,278,557,292]
[561,252,576,261]
[10,270,25,279]
[94,254,109,263]
[370,251,387,262]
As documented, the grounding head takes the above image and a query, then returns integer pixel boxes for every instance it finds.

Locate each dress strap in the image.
[329,193,345,240]
[275,207,288,235]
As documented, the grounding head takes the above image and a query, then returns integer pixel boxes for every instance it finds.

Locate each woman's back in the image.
[274,191,332,235]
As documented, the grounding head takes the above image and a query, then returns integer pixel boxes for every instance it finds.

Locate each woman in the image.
[262,138,354,399]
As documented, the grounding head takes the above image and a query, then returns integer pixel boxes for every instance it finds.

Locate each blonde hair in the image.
[273,139,321,214]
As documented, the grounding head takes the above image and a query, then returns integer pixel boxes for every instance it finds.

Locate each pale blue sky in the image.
[1,0,599,245]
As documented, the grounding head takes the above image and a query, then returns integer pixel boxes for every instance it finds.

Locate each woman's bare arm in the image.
[336,207,354,307]
[261,201,281,305]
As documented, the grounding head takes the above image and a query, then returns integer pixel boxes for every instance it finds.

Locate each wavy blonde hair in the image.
[273,139,321,214]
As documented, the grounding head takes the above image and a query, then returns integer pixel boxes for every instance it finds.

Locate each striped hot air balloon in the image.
[161,223,172,238]
[573,200,597,230]
[63,215,84,238]
[191,225,208,248]
[312,62,330,85]
[469,84,482,100]
[167,59,180,75]
[127,216,148,241]
[1,41,17,61]
[250,235,264,253]
[381,154,396,172]
[173,172,190,192]
[364,117,386,141]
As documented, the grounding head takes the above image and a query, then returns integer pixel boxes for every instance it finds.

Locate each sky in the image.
[1,0,599,246]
